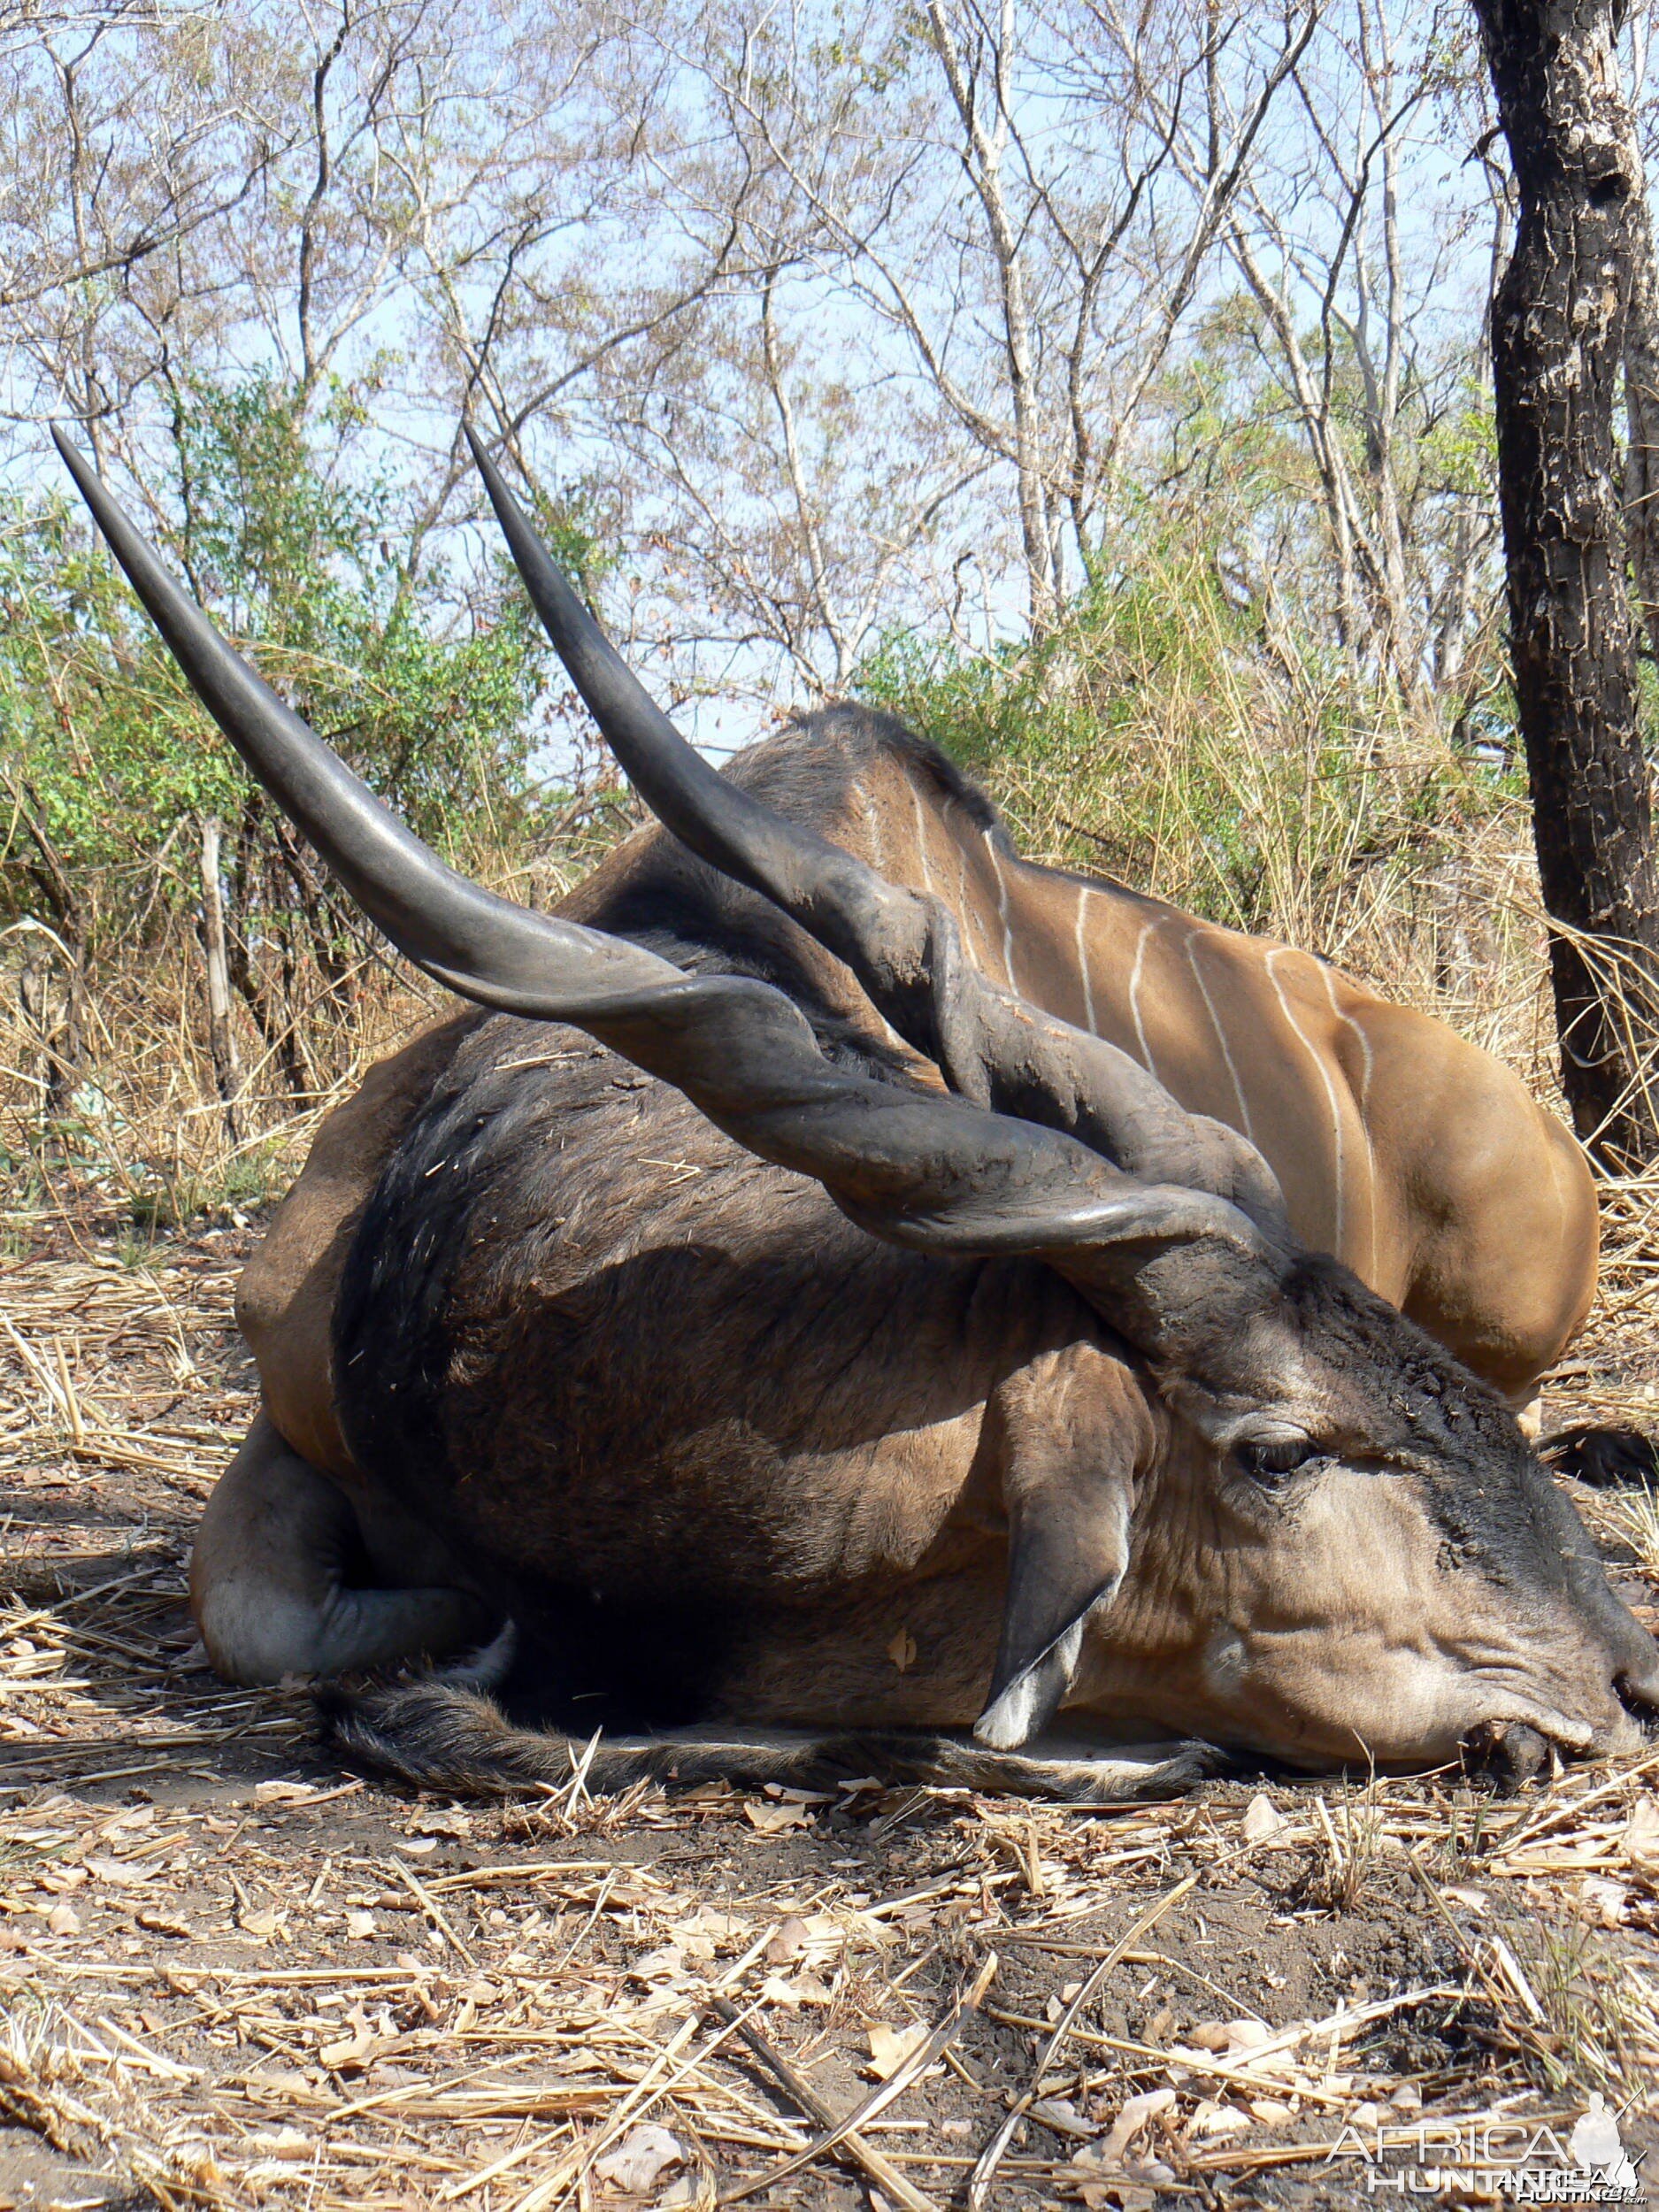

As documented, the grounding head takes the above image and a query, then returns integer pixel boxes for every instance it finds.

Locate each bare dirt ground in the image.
[1,1214,1656,2212]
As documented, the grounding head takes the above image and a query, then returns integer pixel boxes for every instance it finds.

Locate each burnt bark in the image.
[1624,191,1659,664]
[1473,0,1659,1169]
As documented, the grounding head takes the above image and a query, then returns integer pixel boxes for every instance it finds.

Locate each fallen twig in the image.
[706,1993,938,2212]
[718,1953,999,2207]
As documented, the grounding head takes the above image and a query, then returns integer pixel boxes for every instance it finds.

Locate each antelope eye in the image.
[1235,1436,1320,1481]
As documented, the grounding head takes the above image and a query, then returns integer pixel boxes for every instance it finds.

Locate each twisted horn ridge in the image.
[54,429,1273,1317]
[468,426,1288,1238]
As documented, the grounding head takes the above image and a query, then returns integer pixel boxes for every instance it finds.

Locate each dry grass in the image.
[0,918,434,1242]
[0,794,640,1241]
[0,1224,1655,2209]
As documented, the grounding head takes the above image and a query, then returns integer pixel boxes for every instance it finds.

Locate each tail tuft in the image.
[318,1678,1227,1805]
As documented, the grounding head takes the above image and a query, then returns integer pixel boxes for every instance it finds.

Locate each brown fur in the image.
[236,1013,478,1483]
[195,715,1652,1791]
[312,1008,1652,1770]
[328,1023,1115,1726]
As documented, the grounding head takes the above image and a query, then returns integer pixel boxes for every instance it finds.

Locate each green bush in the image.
[0,372,584,944]
[856,524,1523,939]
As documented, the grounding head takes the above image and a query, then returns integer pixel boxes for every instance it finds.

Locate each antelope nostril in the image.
[1462,1720,1552,1791]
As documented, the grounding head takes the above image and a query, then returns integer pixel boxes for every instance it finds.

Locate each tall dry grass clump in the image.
[864,537,1559,1088]
[0,796,640,1242]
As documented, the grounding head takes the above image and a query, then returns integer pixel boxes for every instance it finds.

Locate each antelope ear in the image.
[973,1370,1139,1752]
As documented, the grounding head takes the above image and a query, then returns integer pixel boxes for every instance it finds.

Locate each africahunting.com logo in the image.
[1326,2093,1645,2202]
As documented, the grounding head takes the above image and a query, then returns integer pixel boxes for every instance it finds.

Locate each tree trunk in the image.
[4,772,86,1114]
[1624,190,1659,664]
[1473,0,1659,1170]
[198,815,242,1145]
[224,794,314,1099]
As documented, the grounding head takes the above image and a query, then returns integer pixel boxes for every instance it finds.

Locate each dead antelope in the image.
[58,426,1655,1802]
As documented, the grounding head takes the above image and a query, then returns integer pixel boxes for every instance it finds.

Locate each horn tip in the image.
[465,425,518,519]
[465,424,506,497]
[50,426,106,515]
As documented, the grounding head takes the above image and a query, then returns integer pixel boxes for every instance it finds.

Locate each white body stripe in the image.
[910,783,936,896]
[1317,961,1375,1110]
[1317,962,1378,1272]
[1126,919,1164,1079]
[1073,883,1098,1034]
[954,844,987,967]
[1183,928,1254,1144]
[856,781,886,873]
[1266,949,1348,1260]
[983,832,1016,989]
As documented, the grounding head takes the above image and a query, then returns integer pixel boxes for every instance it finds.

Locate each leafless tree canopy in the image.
[2,0,1611,717]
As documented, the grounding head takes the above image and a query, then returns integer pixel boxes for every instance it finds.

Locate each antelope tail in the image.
[318,1679,1225,1806]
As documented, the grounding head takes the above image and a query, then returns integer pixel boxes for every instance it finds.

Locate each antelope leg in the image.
[190,1415,493,1686]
